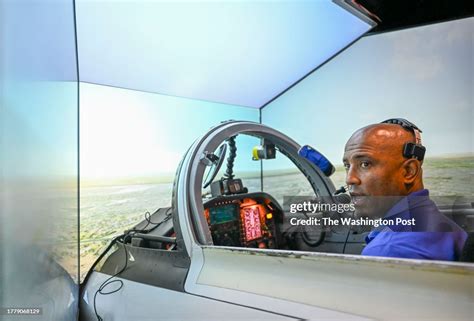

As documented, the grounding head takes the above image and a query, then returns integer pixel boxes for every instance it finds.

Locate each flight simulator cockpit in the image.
[111,120,356,256]
[96,120,472,263]
[84,121,474,321]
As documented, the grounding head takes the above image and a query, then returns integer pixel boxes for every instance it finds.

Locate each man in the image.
[343,118,467,260]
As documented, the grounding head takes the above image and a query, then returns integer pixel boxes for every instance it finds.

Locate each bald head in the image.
[343,123,424,218]
[346,123,416,161]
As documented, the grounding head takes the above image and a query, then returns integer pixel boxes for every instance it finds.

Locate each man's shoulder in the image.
[408,193,464,233]
[363,230,467,260]
[363,190,468,261]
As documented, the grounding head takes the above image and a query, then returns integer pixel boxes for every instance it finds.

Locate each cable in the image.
[126,208,172,234]
[302,225,326,247]
[342,226,352,254]
[342,211,355,254]
[89,209,173,320]
[93,233,130,321]
[133,210,157,231]
[142,211,154,230]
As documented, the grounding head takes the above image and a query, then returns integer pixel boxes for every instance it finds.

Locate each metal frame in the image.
[172,121,336,252]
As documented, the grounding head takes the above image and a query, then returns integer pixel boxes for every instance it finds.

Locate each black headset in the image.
[381,118,426,161]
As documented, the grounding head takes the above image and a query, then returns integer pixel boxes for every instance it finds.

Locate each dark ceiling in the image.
[356,0,472,34]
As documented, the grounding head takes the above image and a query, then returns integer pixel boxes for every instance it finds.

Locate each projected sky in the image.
[80,83,259,181]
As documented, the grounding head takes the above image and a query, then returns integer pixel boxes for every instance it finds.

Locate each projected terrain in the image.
[74,156,473,279]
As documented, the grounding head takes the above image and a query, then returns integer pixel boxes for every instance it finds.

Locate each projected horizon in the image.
[80,83,260,183]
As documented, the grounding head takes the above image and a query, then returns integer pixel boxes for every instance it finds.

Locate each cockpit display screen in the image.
[209,204,238,225]
[242,206,262,241]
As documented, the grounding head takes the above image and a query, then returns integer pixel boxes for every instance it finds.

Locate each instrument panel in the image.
[204,193,282,249]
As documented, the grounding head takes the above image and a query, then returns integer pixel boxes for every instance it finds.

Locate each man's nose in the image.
[345,167,361,186]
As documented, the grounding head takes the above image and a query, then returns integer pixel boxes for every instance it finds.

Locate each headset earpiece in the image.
[381,118,426,161]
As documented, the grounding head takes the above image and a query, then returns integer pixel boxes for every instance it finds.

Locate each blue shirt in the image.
[362,189,467,261]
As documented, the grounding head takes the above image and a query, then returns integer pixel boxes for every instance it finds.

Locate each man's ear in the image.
[402,159,421,184]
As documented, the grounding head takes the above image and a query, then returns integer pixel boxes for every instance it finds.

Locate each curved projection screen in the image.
[76,0,374,108]
[261,17,473,197]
